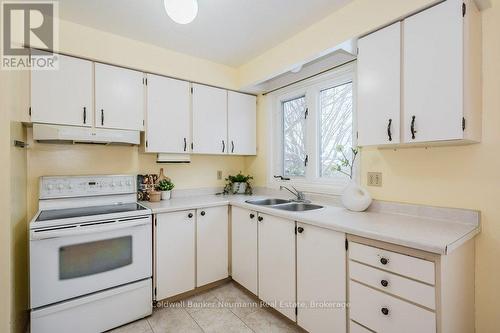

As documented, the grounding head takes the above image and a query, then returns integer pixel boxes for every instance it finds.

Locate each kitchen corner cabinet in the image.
[227,91,257,155]
[357,22,401,146]
[357,0,481,147]
[296,223,346,333]
[192,84,228,154]
[95,63,145,131]
[145,74,191,153]
[196,206,229,286]
[231,206,258,295]
[155,210,196,300]
[31,52,93,127]
[258,213,296,321]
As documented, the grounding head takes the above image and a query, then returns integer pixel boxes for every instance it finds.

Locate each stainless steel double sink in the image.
[245,198,323,212]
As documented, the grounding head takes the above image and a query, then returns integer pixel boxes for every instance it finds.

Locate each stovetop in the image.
[35,203,148,222]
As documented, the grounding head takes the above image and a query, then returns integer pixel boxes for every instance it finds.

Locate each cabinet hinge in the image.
[154,287,157,296]
[304,108,309,119]
[462,117,466,131]
[154,217,157,227]
[345,239,349,251]
[356,131,359,140]
[304,155,309,167]
[462,3,466,17]
[145,78,148,85]
[191,87,193,94]
[295,307,298,316]
[191,142,194,150]
[146,140,148,148]
[294,226,297,235]
[29,107,31,116]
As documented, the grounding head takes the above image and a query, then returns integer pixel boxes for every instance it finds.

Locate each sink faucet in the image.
[279,185,309,203]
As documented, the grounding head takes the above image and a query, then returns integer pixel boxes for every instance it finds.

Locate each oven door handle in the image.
[30,217,151,241]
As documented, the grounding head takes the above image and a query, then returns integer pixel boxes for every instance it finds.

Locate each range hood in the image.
[33,123,140,145]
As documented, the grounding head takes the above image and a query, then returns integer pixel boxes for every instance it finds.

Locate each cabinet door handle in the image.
[380,257,389,265]
[101,109,104,126]
[381,280,389,287]
[249,213,255,219]
[184,138,187,152]
[222,140,225,153]
[231,141,235,153]
[410,115,416,139]
[257,216,263,222]
[200,211,206,216]
[297,227,304,234]
[381,307,389,316]
[83,107,86,124]
[188,213,193,219]
[387,118,392,141]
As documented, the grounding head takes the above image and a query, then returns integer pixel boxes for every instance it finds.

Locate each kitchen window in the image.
[268,63,356,194]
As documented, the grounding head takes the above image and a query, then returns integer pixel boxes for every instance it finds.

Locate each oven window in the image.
[59,236,133,280]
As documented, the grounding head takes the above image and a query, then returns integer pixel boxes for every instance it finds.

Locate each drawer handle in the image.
[249,213,255,219]
[380,257,389,265]
[381,307,389,316]
[381,280,389,287]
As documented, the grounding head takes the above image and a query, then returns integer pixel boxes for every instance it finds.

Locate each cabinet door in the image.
[403,0,463,143]
[296,223,346,333]
[357,22,401,146]
[146,74,190,153]
[95,63,144,131]
[155,211,195,300]
[192,84,227,154]
[227,91,256,155]
[231,206,258,294]
[31,52,92,127]
[258,213,296,320]
[196,206,228,286]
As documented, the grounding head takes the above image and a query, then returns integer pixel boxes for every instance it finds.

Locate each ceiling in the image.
[57,0,352,67]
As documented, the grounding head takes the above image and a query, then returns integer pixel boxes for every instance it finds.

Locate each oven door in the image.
[30,216,152,309]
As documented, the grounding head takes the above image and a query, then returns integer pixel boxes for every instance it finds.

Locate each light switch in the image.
[367,172,382,187]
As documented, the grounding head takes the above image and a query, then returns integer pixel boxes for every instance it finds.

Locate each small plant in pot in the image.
[223,172,253,195]
[156,179,175,200]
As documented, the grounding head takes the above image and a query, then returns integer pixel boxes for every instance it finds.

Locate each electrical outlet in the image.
[217,170,222,180]
[367,172,382,187]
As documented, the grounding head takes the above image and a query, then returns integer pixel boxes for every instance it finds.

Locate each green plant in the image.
[156,179,175,191]
[223,171,253,195]
[333,145,359,179]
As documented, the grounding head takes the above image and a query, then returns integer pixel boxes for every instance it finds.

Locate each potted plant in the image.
[156,179,175,200]
[223,172,253,195]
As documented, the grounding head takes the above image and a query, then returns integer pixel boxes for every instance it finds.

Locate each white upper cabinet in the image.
[145,74,190,153]
[196,206,229,287]
[227,91,257,155]
[357,22,401,146]
[192,83,228,154]
[296,224,346,333]
[31,53,93,127]
[95,63,144,131]
[403,0,481,144]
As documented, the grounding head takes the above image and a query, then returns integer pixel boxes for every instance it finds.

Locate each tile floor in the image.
[110,281,304,333]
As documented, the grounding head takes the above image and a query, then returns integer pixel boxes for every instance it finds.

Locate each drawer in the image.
[349,242,435,284]
[350,281,436,333]
[349,261,435,309]
[350,320,373,333]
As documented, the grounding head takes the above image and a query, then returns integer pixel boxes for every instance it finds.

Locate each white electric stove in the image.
[29,175,153,333]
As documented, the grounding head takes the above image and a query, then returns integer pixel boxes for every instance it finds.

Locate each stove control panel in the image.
[39,175,136,199]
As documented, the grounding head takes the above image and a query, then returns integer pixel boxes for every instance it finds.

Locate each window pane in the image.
[282,96,306,177]
[319,82,353,178]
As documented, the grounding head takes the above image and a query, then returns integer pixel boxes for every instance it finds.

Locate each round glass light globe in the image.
[164,0,198,24]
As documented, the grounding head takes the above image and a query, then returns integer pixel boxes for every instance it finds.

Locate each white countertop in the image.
[141,194,480,255]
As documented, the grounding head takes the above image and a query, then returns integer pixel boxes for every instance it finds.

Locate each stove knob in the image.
[110,182,116,188]
[119,181,124,186]
[57,184,64,190]
[68,184,73,189]
[127,180,132,186]
[47,184,54,190]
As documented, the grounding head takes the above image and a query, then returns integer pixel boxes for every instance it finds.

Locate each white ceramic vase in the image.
[161,190,171,200]
[341,181,372,212]
[232,182,247,194]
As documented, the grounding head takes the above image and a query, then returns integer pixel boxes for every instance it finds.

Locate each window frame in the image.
[267,63,358,195]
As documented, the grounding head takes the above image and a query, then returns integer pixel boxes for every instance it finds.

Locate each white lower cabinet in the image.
[155,210,196,300]
[258,213,296,321]
[231,206,258,295]
[196,206,229,287]
[296,223,346,333]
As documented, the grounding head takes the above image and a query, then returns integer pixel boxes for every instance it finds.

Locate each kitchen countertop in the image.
[141,194,480,255]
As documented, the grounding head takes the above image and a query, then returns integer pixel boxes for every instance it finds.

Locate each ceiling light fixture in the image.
[163,0,198,24]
